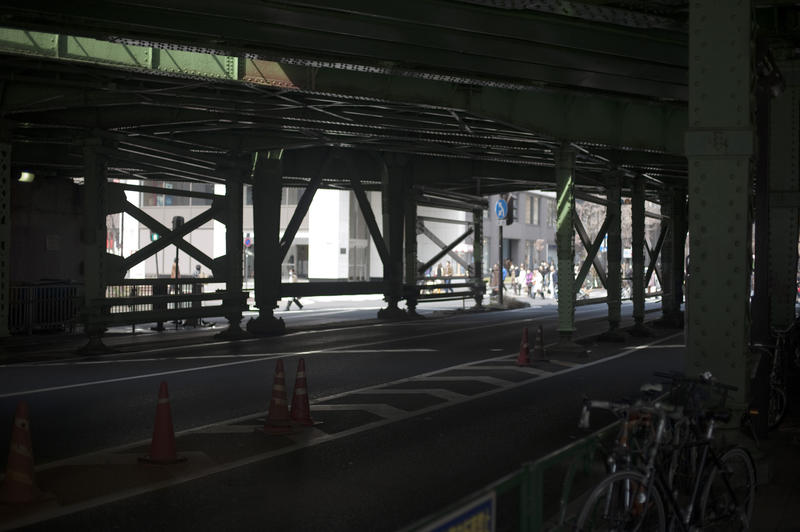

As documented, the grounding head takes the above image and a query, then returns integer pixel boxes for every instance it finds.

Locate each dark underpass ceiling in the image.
[6,0,793,197]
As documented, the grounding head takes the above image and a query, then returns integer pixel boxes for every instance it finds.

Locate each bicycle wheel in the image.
[699,447,756,531]
[575,471,666,531]
[768,383,787,429]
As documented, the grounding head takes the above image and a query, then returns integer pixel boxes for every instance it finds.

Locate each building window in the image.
[283,187,303,205]
[531,196,539,225]
[191,183,214,206]
[547,199,556,227]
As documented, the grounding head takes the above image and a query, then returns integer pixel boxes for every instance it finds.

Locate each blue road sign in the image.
[495,199,507,220]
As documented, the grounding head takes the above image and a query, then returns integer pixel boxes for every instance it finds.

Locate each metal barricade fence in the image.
[402,420,621,532]
[9,283,81,334]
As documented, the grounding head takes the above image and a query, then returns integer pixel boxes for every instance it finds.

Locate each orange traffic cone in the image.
[516,327,530,366]
[140,381,186,464]
[290,359,315,427]
[532,324,548,361]
[0,402,42,504]
[262,360,293,434]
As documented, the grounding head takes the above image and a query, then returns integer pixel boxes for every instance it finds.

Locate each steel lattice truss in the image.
[1,52,687,197]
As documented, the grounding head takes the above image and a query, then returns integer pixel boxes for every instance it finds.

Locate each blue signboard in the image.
[419,492,495,532]
[495,199,507,220]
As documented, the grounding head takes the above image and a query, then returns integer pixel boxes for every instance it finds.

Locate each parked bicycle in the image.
[576,372,756,531]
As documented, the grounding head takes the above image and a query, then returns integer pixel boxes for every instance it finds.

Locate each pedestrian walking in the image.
[285,267,303,310]
[516,265,526,296]
[443,260,453,293]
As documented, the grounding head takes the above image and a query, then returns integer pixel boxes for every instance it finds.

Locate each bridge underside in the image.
[0,0,798,411]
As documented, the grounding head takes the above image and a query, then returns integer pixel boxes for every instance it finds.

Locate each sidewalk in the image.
[749,372,800,531]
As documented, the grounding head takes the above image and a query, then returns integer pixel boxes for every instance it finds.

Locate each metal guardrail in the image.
[8,279,240,334]
[9,283,81,334]
[403,420,621,532]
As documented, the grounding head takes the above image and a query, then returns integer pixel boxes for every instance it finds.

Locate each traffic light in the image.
[150,231,159,242]
[506,195,515,225]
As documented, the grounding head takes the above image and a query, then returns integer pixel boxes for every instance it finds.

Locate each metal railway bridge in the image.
[0,0,798,411]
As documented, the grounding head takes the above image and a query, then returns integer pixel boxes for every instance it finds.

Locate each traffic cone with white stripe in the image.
[140,381,186,464]
[262,360,293,434]
[0,402,42,504]
[290,358,315,427]
[516,327,531,366]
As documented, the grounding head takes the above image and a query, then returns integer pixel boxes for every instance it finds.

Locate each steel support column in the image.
[554,143,584,353]
[80,139,109,353]
[685,0,754,406]
[658,189,680,325]
[0,142,9,337]
[472,208,484,307]
[600,173,624,341]
[247,150,286,336]
[379,158,407,319]
[404,177,419,316]
[768,87,800,330]
[218,162,247,338]
[630,177,650,336]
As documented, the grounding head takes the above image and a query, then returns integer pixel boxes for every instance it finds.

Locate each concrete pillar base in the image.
[246,315,286,336]
[550,333,588,356]
[653,311,684,329]
[628,322,654,338]
[215,321,249,340]
[76,335,115,355]
[598,329,627,343]
[377,306,407,320]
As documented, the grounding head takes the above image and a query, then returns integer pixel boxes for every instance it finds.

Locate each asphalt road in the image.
[0,299,682,530]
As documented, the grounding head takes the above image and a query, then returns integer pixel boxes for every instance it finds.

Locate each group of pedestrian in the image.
[491,260,557,300]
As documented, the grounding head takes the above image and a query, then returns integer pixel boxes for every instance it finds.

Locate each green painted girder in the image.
[0,28,238,79]
[0,1,687,96]
[0,24,689,155]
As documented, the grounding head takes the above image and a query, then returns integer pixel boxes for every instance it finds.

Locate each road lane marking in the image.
[9,300,622,366]
[549,359,579,368]
[5,332,683,531]
[416,375,511,387]
[351,388,469,402]
[313,403,407,418]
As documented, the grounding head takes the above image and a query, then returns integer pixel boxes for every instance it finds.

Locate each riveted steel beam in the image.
[644,225,668,287]
[247,150,286,336]
[631,177,646,329]
[0,24,689,154]
[605,174,623,333]
[404,171,419,314]
[121,200,216,274]
[80,139,108,349]
[555,143,577,338]
[573,214,610,291]
[418,224,472,273]
[0,142,9,337]
[219,161,246,337]
[380,156,406,317]
[350,174,390,270]
[768,87,800,329]
[685,0,754,406]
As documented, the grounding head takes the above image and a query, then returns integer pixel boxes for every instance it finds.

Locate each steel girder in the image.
[80,140,109,349]
[768,86,800,329]
[0,143,9,337]
[0,25,689,158]
[247,150,286,336]
[685,0,754,406]
[605,175,623,333]
[0,1,687,98]
[555,144,578,339]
